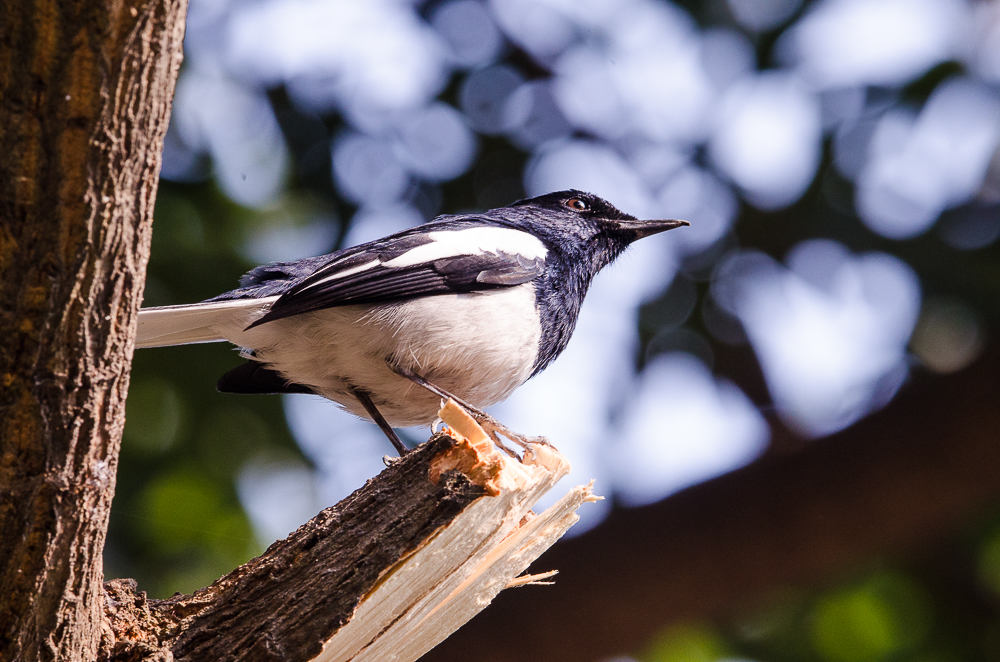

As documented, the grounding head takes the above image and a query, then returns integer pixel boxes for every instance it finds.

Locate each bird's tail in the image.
[135,297,277,349]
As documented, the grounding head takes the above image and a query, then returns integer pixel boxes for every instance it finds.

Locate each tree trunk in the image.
[0,1,187,660]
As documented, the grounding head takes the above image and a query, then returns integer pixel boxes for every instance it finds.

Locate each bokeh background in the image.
[112,0,1000,660]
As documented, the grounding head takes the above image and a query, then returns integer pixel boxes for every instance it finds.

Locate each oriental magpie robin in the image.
[136,190,687,455]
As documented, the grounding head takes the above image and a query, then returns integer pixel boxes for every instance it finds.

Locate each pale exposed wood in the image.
[314,441,587,662]
[505,570,559,588]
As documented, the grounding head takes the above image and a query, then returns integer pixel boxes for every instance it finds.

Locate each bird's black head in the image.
[497,189,688,266]
[490,190,688,375]
[509,189,637,222]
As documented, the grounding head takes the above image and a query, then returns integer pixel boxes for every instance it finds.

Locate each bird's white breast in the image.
[235,284,541,427]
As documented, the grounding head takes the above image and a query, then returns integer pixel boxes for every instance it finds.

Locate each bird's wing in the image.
[248,225,548,328]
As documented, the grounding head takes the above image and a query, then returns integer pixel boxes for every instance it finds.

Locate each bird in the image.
[135,190,687,456]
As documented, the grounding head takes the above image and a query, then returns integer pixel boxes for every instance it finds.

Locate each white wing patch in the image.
[307,259,380,289]
[383,227,547,268]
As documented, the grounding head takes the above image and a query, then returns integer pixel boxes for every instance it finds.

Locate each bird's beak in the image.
[615,219,689,239]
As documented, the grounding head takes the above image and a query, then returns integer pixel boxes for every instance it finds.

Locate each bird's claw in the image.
[462,407,553,455]
[393,365,554,459]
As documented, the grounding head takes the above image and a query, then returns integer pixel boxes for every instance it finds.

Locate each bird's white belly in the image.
[231,284,541,427]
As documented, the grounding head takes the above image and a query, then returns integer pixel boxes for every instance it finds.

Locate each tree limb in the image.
[99,427,592,662]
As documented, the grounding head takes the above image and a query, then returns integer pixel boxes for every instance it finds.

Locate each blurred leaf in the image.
[152,190,208,257]
[644,624,729,662]
[140,470,228,550]
[810,572,933,662]
[123,378,185,454]
[733,593,813,661]
[979,527,1000,598]
[196,407,275,478]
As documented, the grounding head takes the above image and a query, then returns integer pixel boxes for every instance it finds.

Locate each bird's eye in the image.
[565,198,589,211]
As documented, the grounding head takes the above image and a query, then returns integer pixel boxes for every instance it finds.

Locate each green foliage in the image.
[809,572,932,662]
[644,624,730,662]
[979,527,1000,599]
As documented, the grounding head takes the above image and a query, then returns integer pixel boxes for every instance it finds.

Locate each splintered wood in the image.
[312,399,595,662]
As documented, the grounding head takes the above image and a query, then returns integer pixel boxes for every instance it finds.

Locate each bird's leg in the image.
[391,365,551,454]
[351,387,409,456]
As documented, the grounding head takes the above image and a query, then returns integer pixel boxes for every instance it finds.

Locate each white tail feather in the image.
[135,297,278,349]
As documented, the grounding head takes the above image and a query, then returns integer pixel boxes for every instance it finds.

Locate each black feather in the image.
[217,361,317,395]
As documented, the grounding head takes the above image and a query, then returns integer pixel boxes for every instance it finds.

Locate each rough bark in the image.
[0,1,187,660]
[426,345,1000,662]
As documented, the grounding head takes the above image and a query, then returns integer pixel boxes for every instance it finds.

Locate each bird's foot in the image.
[456,403,552,452]
[393,365,552,458]
[483,420,552,458]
